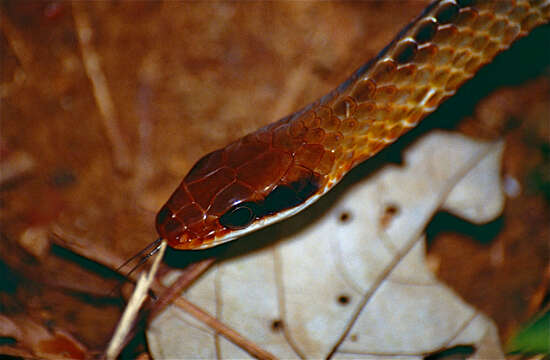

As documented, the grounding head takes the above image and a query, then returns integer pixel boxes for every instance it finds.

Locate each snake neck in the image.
[280,0,550,184]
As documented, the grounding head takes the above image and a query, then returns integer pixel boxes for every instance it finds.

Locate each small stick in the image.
[173,296,277,360]
[149,257,216,322]
[527,263,550,317]
[105,241,167,360]
[72,2,131,174]
[0,11,33,74]
[107,257,216,354]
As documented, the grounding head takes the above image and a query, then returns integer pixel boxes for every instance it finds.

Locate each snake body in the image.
[156,0,550,250]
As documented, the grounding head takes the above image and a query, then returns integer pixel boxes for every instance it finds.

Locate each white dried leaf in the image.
[147,131,506,359]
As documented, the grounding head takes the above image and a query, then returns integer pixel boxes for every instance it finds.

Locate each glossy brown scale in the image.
[393,40,418,64]
[333,97,358,118]
[155,0,550,250]
[414,19,439,43]
[435,2,460,24]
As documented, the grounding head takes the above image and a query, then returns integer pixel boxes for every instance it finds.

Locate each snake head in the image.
[155,126,327,250]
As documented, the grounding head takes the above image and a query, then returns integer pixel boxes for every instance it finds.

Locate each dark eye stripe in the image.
[262,186,302,216]
[218,175,321,230]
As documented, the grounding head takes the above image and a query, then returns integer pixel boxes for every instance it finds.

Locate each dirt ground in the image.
[1,1,548,358]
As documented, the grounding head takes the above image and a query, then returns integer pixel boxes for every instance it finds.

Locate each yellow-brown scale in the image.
[299,0,550,184]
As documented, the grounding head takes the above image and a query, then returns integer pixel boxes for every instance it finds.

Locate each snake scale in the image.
[154,0,549,250]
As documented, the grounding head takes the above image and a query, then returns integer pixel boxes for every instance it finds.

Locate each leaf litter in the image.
[147,132,507,359]
[0,1,548,359]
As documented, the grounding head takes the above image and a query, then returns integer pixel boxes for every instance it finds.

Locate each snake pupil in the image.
[219,203,256,229]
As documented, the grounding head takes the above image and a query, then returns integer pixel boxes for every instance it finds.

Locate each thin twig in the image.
[105,257,216,355]
[173,296,278,360]
[112,256,273,359]
[0,11,33,74]
[105,241,167,360]
[149,257,216,322]
[72,2,131,174]
[527,263,550,317]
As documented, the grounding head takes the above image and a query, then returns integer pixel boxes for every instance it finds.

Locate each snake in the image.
[154,0,549,250]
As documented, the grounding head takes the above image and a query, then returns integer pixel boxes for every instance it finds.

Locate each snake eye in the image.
[219,203,257,229]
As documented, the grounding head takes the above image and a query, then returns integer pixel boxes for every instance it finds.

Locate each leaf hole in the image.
[339,211,352,223]
[271,319,284,332]
[380,203,400,227]
[337,294,350,305]
[385,204,399,216]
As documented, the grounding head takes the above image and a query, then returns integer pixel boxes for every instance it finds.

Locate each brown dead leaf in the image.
[0,313,87,360]
[1,1,548,358]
